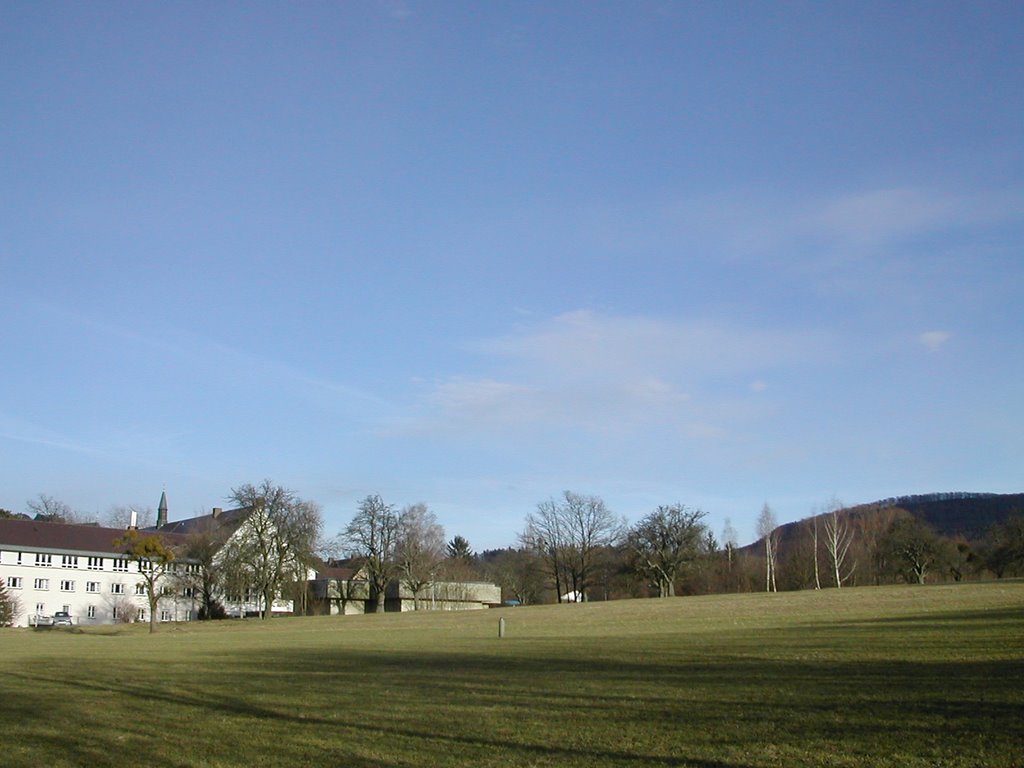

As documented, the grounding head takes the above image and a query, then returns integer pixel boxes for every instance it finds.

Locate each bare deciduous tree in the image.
[225,480,323,619]
[343,494,400,613]
[884,516,941,584]
[26,494,78,523]
[396,503,446,610]
[522,491,624,603]
[178,520,228,619]
[627,505,708,597]
[983,514,1024,578]
[484,548,546,605]
[855,505,909,584]
[105,505,155,530]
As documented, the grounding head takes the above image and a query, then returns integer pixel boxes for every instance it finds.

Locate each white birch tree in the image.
[757,503,779,593]
[823,500,855,588]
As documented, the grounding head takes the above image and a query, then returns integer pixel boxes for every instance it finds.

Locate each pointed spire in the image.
[157,490,168,528]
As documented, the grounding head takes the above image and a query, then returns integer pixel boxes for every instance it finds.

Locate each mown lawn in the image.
[2,581,1022,767]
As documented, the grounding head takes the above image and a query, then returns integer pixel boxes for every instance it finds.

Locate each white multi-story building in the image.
[0,496,313,627]
[0,517,199,627]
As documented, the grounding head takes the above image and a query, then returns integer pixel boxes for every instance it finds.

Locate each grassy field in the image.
[2,581,1023,768]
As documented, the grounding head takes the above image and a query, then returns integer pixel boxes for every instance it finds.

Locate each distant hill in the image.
[845,492,1024,541]
[748,492,1024,552]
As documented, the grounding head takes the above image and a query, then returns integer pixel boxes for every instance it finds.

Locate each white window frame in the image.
[111,583,125,595]
[34,578,50,590]
[7,577,22,589]
[60,580,75,592]
[86,605,96,619]
[87,557,104,570]
[61,555,78,568]
[85,581,100,593]
[35,553,53,567]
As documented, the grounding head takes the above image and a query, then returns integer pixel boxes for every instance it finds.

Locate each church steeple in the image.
[157,490,168,528]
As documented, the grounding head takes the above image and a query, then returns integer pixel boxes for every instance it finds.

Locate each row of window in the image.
[3,552,127,570]
[8,576,198,599]
[10,577,148,595]
[32,603,176,622]
[1,552,201,573]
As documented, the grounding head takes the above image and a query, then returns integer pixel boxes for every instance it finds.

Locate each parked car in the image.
[52,611,73,626]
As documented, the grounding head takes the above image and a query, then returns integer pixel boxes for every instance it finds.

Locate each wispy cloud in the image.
[478,310,827,378]
[377,0,413,20]
[808,187,961,247]
[0,412,106,458]
[27,299,390,414]
[601,183,1022,264]
[407,310,829,439]
[0,409,187,475]
[919,330,951,352]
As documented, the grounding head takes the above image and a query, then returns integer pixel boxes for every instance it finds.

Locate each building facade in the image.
[309,562,502,615]
[0,518,198,627]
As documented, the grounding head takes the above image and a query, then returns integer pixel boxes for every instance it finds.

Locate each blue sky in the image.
[2,1,1022,549]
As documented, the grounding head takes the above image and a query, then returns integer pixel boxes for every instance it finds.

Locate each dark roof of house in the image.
[147,506,252,538]
[316,565,362,580]
[0,518,192,555]
[313,557,367,581]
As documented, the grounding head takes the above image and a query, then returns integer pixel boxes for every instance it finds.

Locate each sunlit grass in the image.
[2,581,1022,767]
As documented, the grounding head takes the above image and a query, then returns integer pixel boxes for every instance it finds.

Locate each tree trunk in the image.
[813,517,821,590]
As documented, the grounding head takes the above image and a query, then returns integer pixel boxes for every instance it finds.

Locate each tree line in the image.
[484,496,1024,602]
[4,486,1024,629]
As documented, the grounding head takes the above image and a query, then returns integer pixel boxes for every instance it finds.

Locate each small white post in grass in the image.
[498,616,506,638]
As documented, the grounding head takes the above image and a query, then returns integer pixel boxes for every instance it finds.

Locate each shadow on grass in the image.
[5,641,1023,768]
[1,663,745,767]
[822,606,1024,627]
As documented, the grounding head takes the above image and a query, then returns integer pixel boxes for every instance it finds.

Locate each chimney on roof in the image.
[157,491,168,528]
[212,507,222,519]
[128,509,138,530]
